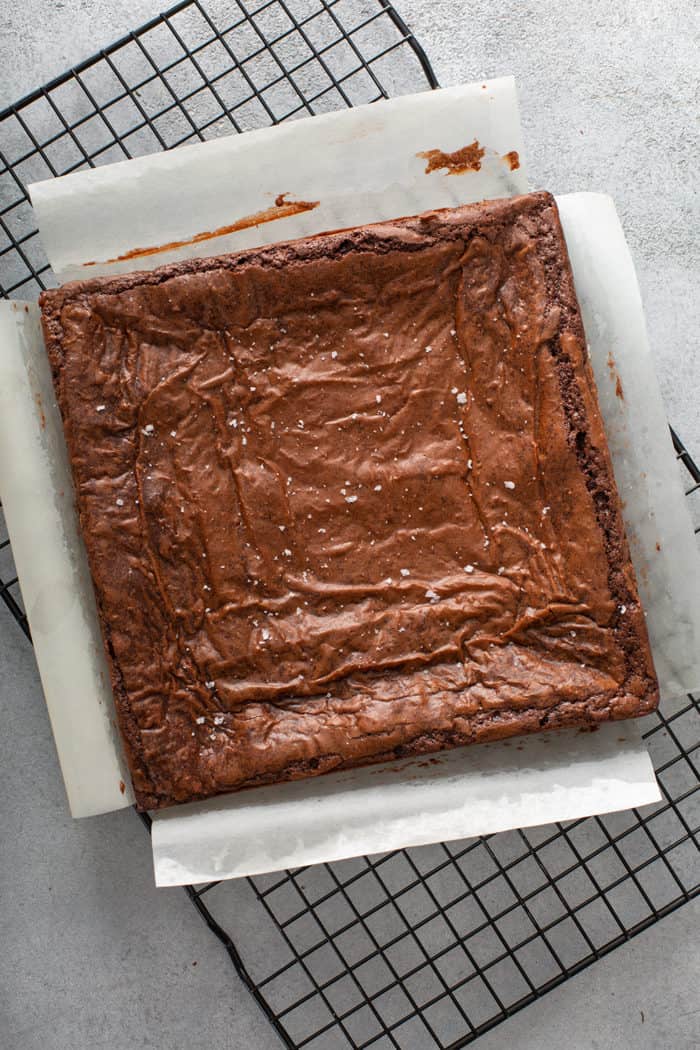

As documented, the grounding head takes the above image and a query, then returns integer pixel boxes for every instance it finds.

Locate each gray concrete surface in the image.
[1,2,698,1049]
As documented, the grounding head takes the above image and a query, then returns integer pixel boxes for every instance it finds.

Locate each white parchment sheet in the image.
[2,77,698,882]
[30,80,527,281]
[0,302,134,816]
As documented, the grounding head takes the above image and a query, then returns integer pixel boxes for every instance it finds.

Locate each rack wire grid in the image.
[1,2,698,1048]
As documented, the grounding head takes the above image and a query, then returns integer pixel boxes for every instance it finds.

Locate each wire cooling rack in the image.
[1,3,698,1048]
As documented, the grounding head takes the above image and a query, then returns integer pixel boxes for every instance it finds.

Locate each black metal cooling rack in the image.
[1,3,698,1048]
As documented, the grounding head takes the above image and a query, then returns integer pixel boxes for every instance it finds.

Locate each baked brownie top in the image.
[40,191,658,810]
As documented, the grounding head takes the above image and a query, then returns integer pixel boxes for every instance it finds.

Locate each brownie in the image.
[40,191,658,810]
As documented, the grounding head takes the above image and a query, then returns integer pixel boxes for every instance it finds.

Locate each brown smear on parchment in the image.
[502,150,520,170]
[34,392,46,429]
[607,351,625,401]
[418,139,485,175]
[83,193,320,267]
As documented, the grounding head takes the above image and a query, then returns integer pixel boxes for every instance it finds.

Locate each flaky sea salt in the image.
[142,423,154,436]
[345,495,358,503]
[115,498,124,507]
[463,564,474,573]
[96,404,106,412]
[456,391,467,405]
[504,480,516,490]
[400,568,410,577]
[425,589,440,602]
[374,484,382,491]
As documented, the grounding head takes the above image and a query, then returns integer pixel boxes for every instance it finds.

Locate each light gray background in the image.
[1,2,698,1049]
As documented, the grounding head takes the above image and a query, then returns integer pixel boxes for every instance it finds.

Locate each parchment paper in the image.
[153,722,659,885]
[30,80,527,281]
[0,301,134,816]
[557,194,700,696]
[4,78,698,882]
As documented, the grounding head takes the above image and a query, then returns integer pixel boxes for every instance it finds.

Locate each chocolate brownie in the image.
[40,191,658,810]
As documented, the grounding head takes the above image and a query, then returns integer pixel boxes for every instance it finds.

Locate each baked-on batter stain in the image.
[418,139,485,175]
[503,150,520,170]
[34,392,46,429]
[119,779,126,794]
[83,193,319,266]
[606,351,624,400]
